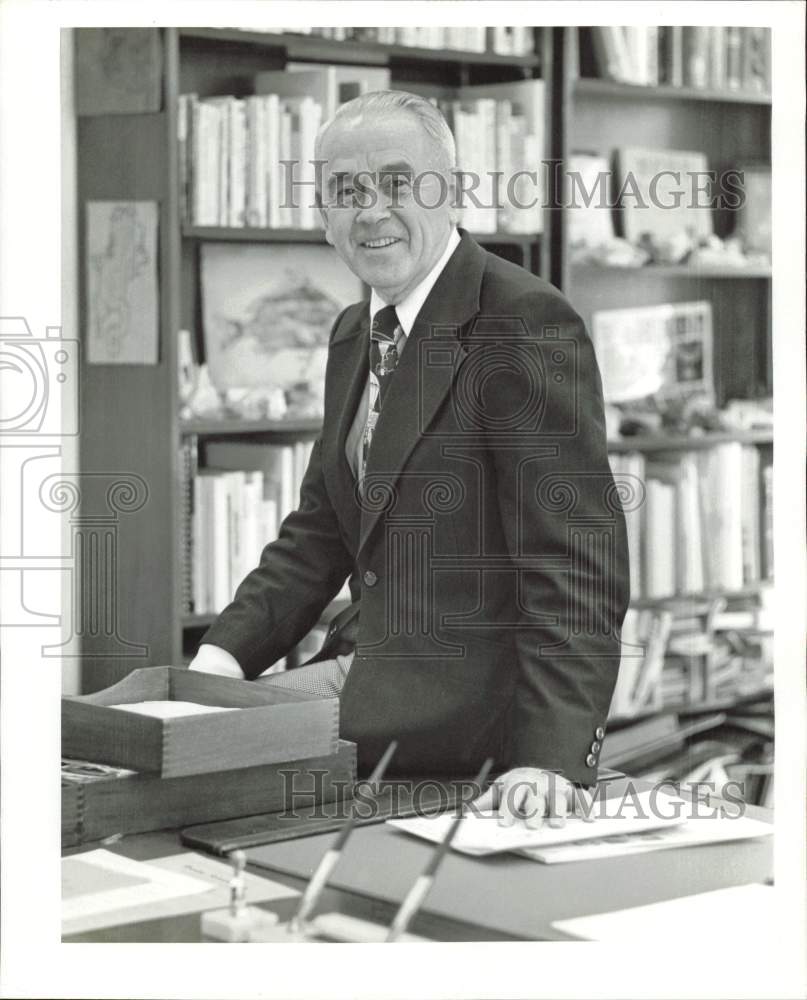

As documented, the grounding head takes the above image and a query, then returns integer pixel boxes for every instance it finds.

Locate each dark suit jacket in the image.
[203,231,630,782]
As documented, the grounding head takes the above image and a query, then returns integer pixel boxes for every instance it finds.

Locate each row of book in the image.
[611,443,773,601]
[306,26,536,56]
[611,596,773,720]
[183,439,314,614]
[180,74,545,235]
[603,700,773,807]
[586,26,770,93]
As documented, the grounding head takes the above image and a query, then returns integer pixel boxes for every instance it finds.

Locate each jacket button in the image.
[363,570,378,587]
[586,753,597,768]
[591,741,601,754]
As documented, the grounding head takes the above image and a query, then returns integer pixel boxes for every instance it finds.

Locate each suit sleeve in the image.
[483,289,630,784]
[201,434,355,680]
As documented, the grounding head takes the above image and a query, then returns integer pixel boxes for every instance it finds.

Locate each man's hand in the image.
[473,767,595,830]
[188,644,245,678]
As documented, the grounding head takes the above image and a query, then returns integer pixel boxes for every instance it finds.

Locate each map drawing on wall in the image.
[200,243,363,396]
[86,201,159,365]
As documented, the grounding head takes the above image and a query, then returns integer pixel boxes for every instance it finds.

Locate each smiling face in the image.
[318,111,455,304]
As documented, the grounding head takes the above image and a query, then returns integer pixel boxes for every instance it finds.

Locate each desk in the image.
[63,790,772,943]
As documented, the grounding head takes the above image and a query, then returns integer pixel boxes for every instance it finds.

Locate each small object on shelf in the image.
[569,237,649,268]
[183,363,226,418]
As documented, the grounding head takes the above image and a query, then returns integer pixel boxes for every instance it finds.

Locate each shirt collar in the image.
[368,228,461,337]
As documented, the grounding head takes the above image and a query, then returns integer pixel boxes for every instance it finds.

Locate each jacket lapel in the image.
[357,231,487,555]
[322,302,368,552]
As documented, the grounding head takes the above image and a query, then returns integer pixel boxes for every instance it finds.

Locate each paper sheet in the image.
[62,850,211,922]
[388,790,686,856]
[519,813,772,864]
[552,883,776,943]
[108,700,238,718]
[62,850,300,936]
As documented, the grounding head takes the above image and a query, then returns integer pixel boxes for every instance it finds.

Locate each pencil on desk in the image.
[290,739,397,930]
[385,756,494,943]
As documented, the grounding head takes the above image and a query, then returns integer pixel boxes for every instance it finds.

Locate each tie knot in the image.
[371,305,399,344]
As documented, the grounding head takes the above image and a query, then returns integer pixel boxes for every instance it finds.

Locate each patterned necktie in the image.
[361,305,402,487]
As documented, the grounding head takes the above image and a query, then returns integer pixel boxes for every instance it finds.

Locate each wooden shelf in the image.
[178,28,541,69]
[608,688,773,727]
[608,430,773,453]
[572,262,772,281]
[181,416,323,436]
[629,584,769,609]
[182,225,539,247]
[574,76,772,106]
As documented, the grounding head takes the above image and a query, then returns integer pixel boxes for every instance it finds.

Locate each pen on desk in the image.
[289,739,398,931]
[385,756,494,943]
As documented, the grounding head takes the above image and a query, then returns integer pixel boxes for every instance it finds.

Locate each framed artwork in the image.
[592,300,714,406]
[200,243,363,393]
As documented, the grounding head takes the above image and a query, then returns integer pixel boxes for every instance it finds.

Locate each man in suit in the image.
[191,91,630,826]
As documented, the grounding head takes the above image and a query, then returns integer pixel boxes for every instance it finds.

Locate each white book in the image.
[209,474,230,612]
[228,98,246,227]
[262,94,280,229]
[645,478,676,598]
[192,476,207,612]
[677,453,704,594]
[278,105,294,227]
[701,443,745,591]
[245,97,267,226]
[740,445,761,583]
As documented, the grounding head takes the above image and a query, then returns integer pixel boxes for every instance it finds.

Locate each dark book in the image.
[62,741,356,848]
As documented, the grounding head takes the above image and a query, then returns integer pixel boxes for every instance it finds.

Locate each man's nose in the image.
[355,187,392,226]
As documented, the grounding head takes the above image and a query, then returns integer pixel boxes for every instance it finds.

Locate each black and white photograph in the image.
[0,3,804,999]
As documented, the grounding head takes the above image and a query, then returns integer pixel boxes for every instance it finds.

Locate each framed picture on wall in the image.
[200,242,364,397]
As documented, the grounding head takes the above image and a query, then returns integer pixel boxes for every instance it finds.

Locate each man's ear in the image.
[446,168,460,226]
[317,199,334,246]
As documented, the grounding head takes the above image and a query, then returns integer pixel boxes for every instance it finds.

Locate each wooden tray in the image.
[62,741,356,847]
[62,667,339,777]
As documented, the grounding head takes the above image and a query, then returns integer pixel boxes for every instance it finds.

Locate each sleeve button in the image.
[591,741,601,754]
[586,753,597,768]
[595,726,605,741]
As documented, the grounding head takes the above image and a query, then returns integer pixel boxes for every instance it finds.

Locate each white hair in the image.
[314,90,456,175]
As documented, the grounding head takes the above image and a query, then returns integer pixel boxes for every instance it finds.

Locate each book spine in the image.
[761,460,774,580]
[684,26,710,88]
[726,27,743,90]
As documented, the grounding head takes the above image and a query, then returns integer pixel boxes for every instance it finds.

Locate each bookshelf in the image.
[76,26,774,789]
[552,29,773,771]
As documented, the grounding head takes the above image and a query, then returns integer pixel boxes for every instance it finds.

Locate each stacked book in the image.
[440,80,545,234]
[188,439,314,615]
[308,26,535,56]
[610,443,772,601]
[611,595,773,720]
[180,76,545,236]
[586,26,770,93]
[602,699,773,806]
[179,64,390,228]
